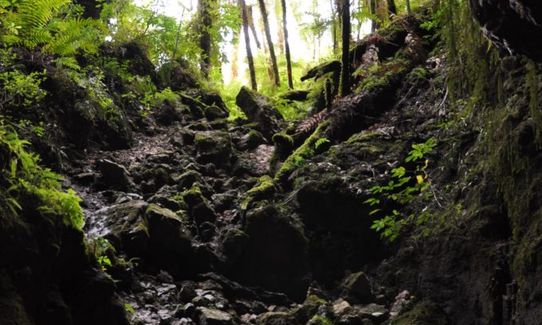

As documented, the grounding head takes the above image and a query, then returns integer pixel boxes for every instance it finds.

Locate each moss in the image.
[275,122,330,182]
[391,301,448,325]
[355,58,409,94]
[241,176,276,210]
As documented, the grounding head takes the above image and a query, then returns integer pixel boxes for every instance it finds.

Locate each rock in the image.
[144,204,195,276]
[332,299,352,316]
[100,200,149,256]
[97,159,136,191]
[235,87,283,139]
[174,170,202,190]
[205,104,228,121]
[231,204,309,301]
[154,102,185,125]
[341,272,374,304]
[256,312,297,325]
[390,290,412,319]
[356,304,389,323]
[222,228,249,264]
[391,301,447,325]
[470,0,542,61]
[238,130,266,151]
[178,282,198,302]
[194,131,232,167]
[197,307,233,325]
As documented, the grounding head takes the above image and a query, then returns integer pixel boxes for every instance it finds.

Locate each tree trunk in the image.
[339,0,351,97]
[281,0,294,89]
[258,0,281,87]
[247,6,262,49]
[406,0,412,14]
[387,0,397,15]
[330,0,338,54]
[198,0,214,78]
[239,0,258,91]
[370,0,379,32]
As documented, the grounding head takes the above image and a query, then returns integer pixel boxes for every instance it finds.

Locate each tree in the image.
[370,0,379,32]
[197,0,216,78]
[239,0,258,90]
[387,0,397,15]
[406,0,412,14]
[281,0,294,89]
[258,0,280,87]
[339,0,351,97]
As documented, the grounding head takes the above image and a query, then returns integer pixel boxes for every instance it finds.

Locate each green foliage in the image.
[0,70,47,108]
[0,123,84,230]
[365,138,437,241]
[142,87,180,111]
[88,237,114,271]
[0,0,105,56]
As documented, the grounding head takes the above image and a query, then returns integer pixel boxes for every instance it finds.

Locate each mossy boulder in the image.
[391,301,448,325]
[194,131,233,167]
[235,86,283,139]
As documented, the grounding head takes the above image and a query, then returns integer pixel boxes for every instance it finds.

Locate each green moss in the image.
[355,59,409,94]
[275,122,330,181]
[391,301,448,325]
[241,176,276,210]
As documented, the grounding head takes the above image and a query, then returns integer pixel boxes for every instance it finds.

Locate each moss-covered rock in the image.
[391,301,448,325]
[194,131,233,167]
[235,86,283,139]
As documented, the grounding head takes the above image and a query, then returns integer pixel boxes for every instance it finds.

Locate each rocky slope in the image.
[1,2,542,325]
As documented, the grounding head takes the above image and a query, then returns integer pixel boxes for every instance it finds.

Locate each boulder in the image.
[194,131,232,167]
[197,307,234,325]
[232,204,310,301]
[235,87,283,139]
[341,272,375,304]
[96,159,135,192]
[144,204,195,275]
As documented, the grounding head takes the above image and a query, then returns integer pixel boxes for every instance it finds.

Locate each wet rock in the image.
[101,200,149,256]
[178,282,198,302]
[235,87,283,139]
[341,272,375,304]
[232,205,309,301]
[197,307,234,325]
[144,204,195,276]
[97,159,136,191]
[194,132,232,167]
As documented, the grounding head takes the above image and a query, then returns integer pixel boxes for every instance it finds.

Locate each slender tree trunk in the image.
[258,0,280,87]
[280,0,293,89]
[239,0,257,90]
[339,0,351,97]
[406,0,412,14]
[247,6,262,49]
[198,0,214,78]
[387,0,397,15]
[370,0,378,32]
[330,0,338,54]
